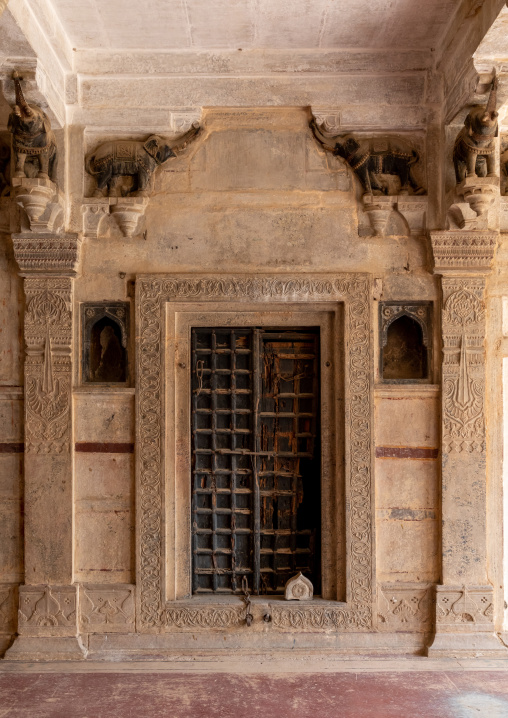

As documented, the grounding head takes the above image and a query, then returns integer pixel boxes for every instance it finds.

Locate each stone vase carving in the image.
[12,177,63,233]
[110,196,149,237]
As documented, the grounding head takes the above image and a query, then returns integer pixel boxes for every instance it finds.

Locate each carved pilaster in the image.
[5,235,84,661]
[427,230,506,657]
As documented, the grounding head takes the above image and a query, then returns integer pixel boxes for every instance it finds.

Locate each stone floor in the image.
[1,659,508,717]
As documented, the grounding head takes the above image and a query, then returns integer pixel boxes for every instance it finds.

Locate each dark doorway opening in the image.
[191,327,321,596]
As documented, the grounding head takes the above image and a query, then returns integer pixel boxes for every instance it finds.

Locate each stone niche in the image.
[81,302,130,385]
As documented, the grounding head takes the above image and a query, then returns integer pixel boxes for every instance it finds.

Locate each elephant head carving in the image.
[85,125,201,198]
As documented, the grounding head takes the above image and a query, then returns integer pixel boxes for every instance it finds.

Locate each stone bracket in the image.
[448,177,499,231]
[361,195,428,237]
[82,197,149,238]
[11,177,64,234]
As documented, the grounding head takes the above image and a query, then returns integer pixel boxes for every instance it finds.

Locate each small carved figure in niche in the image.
[7,72,57,180]
[85,125,201,198]
[383,315,427,381]
[89,318,126,383]
[310,121,425,196]
[453,72,498,182]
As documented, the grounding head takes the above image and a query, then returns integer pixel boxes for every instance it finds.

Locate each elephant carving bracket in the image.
[360,194,428,237]
[82,196,149,238]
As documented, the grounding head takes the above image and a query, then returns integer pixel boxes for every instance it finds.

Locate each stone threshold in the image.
[2,656,508,674]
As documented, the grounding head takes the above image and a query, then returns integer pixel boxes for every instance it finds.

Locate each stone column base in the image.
[4,635,87,661]
[426,585,508,657]
[426,631,507,658]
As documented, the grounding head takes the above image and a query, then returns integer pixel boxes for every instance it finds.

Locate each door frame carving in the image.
[136,274,374,632]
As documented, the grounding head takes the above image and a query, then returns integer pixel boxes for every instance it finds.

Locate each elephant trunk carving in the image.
[13,71,34,118]
[310,120,425,196]
[8,71,57,181]
[85,126,201,198]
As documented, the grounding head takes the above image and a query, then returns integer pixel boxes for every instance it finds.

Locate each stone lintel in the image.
[13,232,83,276]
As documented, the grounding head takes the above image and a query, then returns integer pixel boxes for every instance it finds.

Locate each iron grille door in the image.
[191,327,320,595]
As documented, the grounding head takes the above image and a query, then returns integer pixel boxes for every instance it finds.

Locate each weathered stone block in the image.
[376,517,439,582]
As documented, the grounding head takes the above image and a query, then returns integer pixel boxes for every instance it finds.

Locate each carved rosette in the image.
[435,585,494,632]
[18,585,77,636]
[137,275,373,632]
[24,277,72,454]
[442,279,485,454]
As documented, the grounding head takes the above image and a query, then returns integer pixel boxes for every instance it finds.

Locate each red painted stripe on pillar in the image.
[75,442,134,453]
[375,446,439,459]
[0,442,24,453]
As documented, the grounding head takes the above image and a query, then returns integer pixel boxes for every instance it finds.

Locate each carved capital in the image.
[430,231,497,274]
[18,585,78,636]
[13,233,82,276]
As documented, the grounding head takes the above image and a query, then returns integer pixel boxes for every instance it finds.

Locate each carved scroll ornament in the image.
[442,280,486,454]
[136,275,373,632]
[24,278,72,454]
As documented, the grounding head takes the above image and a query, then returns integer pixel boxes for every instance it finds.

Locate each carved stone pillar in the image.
[428,231,506,656]
[5,233,85,660]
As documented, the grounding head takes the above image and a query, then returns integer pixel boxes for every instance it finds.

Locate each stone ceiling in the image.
[0,0,506,131]
[47,0,460,51]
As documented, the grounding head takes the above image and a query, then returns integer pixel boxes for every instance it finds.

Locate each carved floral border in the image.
[136,275,373,631]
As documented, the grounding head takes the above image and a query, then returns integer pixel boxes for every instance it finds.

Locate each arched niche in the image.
[379,302,432,383]
[81,302,130,384]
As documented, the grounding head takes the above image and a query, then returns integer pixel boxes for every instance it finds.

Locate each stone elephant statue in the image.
[85,126,200,198]
[7,72,57,181]
[453,74,498,183]
[310,121,424,196]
